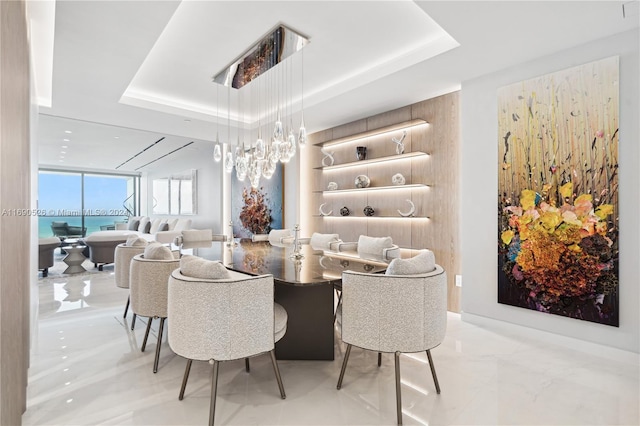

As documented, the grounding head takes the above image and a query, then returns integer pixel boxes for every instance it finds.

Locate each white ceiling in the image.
[34,0,639,172]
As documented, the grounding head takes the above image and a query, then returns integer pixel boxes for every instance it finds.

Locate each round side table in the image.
[62,245,87,274]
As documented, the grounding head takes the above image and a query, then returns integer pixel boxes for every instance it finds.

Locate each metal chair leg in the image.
[336,344,352,389]
[244,357,250,372]
[131,313,137,330]
[153,317,165,373]
[378,352,382,367]
[395,351,403,425]
[426,349,441,394]
[123,295,130,318]
[269,350,286,399]
[141,317,152,352]
[209,360,220,426]
[179,359,192,400]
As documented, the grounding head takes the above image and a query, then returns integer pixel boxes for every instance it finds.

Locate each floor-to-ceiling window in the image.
[38,169,140,238]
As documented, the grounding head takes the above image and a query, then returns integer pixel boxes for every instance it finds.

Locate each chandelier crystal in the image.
[211,24,309,188]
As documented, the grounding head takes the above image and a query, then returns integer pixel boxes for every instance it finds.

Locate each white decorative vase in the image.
[392,173,406,185]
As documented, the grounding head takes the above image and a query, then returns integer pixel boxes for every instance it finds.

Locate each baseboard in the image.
[461,312,639,365]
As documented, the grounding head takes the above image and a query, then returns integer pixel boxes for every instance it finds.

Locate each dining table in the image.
[179,239,388,360]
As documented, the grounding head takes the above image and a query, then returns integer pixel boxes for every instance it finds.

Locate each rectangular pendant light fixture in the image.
[213,24,309,89]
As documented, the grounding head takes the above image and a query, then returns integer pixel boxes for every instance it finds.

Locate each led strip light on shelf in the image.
[315,119,429,147]
[319,215,430,220]
[314,184,429,194]
[317,151,429,171]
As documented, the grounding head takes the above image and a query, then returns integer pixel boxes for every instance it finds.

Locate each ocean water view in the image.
[38,215,128,238]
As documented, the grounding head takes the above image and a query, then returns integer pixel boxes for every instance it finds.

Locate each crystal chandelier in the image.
[212,25,309,189]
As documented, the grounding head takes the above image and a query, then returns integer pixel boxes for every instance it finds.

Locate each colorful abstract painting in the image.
[231,164,283,239]
[497,56,619,326]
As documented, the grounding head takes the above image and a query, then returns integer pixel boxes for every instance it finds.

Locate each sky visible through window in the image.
[38,171,135,237]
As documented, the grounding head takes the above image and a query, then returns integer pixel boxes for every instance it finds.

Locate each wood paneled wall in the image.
[0,0,31,423]
[308,92,461,312]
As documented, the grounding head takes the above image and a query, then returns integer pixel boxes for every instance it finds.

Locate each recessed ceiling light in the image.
[114,136,120,139]
[63,138,70,142]
[62,145,68,148]
[64,130,72,134]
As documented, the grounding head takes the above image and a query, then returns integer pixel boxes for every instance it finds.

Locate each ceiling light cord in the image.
[213,84,222,162]
[212,25,309,183]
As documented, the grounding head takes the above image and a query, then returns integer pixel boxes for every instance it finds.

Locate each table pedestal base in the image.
[274,281,335,360]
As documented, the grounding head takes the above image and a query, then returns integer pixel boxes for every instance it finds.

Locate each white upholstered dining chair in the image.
[336,254,447,425]
[114,238,148,328]
[167,257,288,426]
[268,228,292,245]
[129,244,180,373]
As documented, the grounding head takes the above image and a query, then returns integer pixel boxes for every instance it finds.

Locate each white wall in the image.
[143,143,224,232]
[461,29,639,353]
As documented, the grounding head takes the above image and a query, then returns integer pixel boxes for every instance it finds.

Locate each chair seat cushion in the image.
[274,303,288,342]
[180,255,230,279]
[144,243,174,260]
[386,249,436,275]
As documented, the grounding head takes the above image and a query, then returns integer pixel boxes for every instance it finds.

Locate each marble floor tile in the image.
[23,266,639,425]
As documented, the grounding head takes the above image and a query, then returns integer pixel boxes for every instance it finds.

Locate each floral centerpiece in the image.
[499,182,618,323]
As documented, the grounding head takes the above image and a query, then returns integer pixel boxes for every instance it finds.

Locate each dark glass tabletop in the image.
[179,239,388,286]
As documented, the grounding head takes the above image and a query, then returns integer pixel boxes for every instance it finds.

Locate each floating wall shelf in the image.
[315,215,430,220]
[317,151,428,171]
[314,184,429,194]
[311,116,432,252]
[315,119,429,147]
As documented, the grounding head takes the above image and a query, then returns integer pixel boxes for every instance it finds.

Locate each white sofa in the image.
[80,217,192,269]
[113,216,192,244]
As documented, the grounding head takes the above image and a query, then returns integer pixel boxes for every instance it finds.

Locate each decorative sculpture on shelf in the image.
[354,175,370,188]
[318,203,333,216]
[392,130,407,155]
[392,173,406,185]
[363,206,375,217]
[321,147,335,167]
[340,206,350,216]
[356,146,367,161]
[397,199,416,217]
[327,182,338,190]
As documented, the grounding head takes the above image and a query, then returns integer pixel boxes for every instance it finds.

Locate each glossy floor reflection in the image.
[24,266,639,425]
